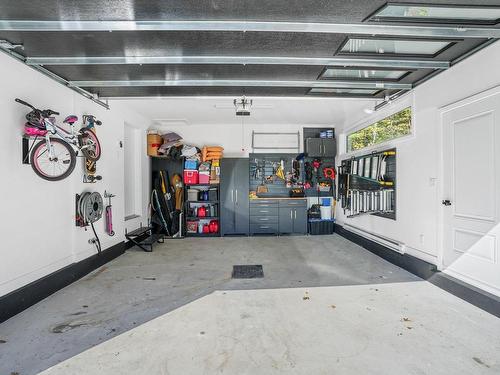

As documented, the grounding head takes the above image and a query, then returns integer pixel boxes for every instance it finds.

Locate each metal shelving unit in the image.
[184,184,221,237]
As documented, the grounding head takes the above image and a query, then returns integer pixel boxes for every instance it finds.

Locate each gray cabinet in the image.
[278,207,294,233]
[278,199,307,235]
[250,198,307,235]
[249,200,279,235]
[322,139,337,156]
[306,138,337,157]
[293,207,308,234]
[305,138,323,157]
[221,158,249,235]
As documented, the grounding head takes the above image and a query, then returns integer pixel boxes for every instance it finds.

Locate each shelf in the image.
[186,216,219,220]
[186,184,219,188]
[186,200,219,204]
[186,232,220,237]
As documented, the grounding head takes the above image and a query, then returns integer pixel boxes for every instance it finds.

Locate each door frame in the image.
[438,84,500,271]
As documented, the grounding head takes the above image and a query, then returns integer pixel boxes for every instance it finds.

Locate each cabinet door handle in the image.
[260,218,269,221]
[231,189,234,202]
[259,210,269,213]
[294,210,297,219]
[235,189,238,204]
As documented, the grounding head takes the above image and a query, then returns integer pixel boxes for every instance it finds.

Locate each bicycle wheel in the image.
[30,138,76,181]
[80,129,101,162]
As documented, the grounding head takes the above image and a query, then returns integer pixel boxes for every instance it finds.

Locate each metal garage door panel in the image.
[0,31,348,58]
[1,0,499,22]
[46,64,325,81]
[81,86,312,98]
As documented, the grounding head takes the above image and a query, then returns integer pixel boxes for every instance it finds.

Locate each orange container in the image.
[147,132,163,156]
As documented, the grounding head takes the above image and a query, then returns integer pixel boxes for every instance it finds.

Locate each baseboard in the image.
[335,225,437,280]
[335,225,500,318]
[429,272,500,318]
[0,241,125,324]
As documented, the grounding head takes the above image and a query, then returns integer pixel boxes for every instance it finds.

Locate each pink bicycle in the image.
[16,98,101,181]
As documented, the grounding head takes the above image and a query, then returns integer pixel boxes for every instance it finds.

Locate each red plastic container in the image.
[183,170,199,185]
[199,172,210,184]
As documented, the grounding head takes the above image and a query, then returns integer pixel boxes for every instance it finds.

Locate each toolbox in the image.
[184,170,199,185]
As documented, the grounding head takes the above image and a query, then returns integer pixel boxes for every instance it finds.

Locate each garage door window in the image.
[347,107,412,152]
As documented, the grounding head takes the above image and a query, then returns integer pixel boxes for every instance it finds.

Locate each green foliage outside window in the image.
[347,107,412,152]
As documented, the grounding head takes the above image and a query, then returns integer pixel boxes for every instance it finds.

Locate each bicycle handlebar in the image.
[15,98,35,109]
[15,98,59,117]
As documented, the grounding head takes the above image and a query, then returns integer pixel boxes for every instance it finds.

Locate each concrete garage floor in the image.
[1,235,499,374]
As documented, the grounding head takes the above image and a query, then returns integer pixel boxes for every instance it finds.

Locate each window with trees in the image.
[347,107,412,152]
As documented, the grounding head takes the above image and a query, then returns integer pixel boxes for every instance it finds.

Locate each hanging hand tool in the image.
[104,190,115,236]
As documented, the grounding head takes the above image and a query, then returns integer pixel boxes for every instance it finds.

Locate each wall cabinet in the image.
[221,158,249,235]
[305,138,337,157]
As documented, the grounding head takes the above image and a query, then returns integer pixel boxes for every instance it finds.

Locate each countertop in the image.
[250,197,307,200]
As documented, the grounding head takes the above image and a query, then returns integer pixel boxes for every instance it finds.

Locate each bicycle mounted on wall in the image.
[16,98,102,181]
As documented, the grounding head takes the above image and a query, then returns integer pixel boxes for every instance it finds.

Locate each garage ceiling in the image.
[0,1,498,105]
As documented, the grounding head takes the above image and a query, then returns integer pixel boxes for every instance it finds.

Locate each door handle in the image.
[294,210,297,219]
[290,210,293,219]
[235,189,238,204]
[231,190,234,202]
[442,199,452,206]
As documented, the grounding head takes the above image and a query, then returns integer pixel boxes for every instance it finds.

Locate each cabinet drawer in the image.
[250,206,279,216]
[250,215,278,224]
[250,200,278,207]
[250,223,279,234]
[279,199,307,207]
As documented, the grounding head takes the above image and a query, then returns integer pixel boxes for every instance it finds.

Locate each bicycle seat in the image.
[63,115,78,125]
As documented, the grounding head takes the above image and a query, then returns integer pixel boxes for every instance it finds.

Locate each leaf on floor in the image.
[330,304,336,309]
[473,357,490,368]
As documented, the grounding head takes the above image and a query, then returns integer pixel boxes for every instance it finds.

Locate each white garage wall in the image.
[336,41,500,268]
[151,123,332,156]
[0,52,149,297]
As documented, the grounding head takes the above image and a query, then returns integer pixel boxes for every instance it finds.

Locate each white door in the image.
[442,91,500,296]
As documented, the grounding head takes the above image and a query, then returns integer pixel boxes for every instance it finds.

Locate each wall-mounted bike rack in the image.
[22,136,37,164]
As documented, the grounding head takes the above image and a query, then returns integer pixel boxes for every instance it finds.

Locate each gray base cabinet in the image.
[250,199,307,235]
[249,200,279,235]
[278,199,307,235]
[221,158,249,235]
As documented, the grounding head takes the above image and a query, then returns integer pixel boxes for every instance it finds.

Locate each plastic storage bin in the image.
[184,170,199,185]
[184,159,198,170]
[199,172,210,184]
[320,205,332,219]
[308,219,335,235]
[321,198,331,206]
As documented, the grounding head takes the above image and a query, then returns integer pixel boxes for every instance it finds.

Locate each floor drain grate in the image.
[232,265,264,279]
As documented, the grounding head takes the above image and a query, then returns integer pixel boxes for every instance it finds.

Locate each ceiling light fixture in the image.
[234,96,252,116]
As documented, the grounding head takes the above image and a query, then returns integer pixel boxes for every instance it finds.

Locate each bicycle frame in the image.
[39,117,78,160]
